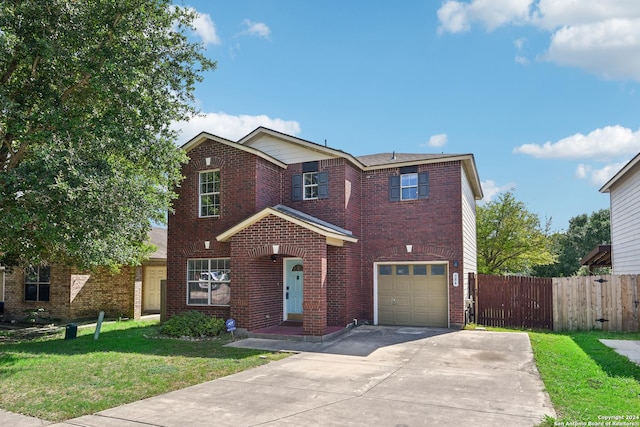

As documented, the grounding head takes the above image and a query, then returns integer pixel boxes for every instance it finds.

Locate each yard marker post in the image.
[94,311,105,340]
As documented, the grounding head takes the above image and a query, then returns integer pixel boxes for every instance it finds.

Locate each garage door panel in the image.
[377,263,448,328]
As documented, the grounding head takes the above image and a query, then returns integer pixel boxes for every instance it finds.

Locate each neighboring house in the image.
[167,127,483,337]
[0,227,166,322]
[599,153,640,274]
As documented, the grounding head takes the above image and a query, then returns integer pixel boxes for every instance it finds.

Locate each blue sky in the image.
[172,0,640,232]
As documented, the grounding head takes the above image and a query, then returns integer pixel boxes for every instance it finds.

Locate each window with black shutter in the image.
[292,163,328,200]
[389,171,429,201]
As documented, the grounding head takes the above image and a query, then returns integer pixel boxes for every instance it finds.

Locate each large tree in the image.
[533,209,610,277]
[477,191,555,275]
[0,0,215,269]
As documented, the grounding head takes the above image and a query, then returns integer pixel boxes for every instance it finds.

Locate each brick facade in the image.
[3,265,137,322]
[168,129,481,335]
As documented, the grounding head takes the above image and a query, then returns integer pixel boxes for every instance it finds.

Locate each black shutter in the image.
[318,172,329,199]
[389,175,400,201]
[292,174,302,201]
[418,172,429,199]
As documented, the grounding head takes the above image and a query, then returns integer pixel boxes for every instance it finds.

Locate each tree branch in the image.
[1,57,19,85]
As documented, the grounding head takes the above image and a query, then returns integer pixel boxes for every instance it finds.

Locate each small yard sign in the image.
[225,318,236,332]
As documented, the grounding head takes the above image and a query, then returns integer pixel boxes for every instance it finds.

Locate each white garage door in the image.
[378,264,448,327]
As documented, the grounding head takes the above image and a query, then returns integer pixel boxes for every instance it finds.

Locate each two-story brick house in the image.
[167,127,483,337]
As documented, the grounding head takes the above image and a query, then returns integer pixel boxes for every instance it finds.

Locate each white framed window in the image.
[187,259,230,305]
[401,173,418,200]
[199,170,220,217]
[303,172,319,200]
[25,266,50,302]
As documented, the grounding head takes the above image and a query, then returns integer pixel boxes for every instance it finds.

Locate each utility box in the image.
[65,323,77,340]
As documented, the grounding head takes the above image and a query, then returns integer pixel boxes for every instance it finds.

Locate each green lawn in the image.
[528,329,640,426]
[0,319,288,422]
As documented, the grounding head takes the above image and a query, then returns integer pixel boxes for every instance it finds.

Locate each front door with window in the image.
[285,259,303,321]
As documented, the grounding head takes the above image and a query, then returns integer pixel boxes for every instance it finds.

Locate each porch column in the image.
[302,242,328,336]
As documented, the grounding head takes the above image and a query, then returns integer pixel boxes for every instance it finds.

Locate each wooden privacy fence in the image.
[472,273,553,329]
[553,275,639,332]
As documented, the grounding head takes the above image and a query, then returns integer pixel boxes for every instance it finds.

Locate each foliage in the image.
[477,191,555,275]
[159,311,226,338]
[0,1,215,269]
[0,319,288,421]
[528,330,640,424]
[533,209,610,277]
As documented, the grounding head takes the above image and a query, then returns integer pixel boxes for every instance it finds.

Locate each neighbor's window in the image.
[187,259,230,305]
[303,172,319,200]
[25,266,50,302]
[199,170,220,217]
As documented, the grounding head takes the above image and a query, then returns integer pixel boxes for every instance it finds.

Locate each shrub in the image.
[159,311,226,338]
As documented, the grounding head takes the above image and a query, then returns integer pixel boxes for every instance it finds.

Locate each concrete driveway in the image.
[15,327,555,426]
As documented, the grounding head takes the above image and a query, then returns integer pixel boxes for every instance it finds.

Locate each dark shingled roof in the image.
[355,153,462,167]
[148,227,167,261]
[272,204,354,237]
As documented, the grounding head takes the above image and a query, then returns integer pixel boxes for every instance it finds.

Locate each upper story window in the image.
[401,173,418,200]
[199,170,220,217]
[304,172,319,200]
[25,265,50,302]
[292,161,329,201]
[389,167,429,202]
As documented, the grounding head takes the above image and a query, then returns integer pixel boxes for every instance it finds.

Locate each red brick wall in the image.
[360,161,465,326]
[284,158,347,228]
[229,215,329,335]
[167,139,283,321]
[168,137,469,331]
[3,265,136,322]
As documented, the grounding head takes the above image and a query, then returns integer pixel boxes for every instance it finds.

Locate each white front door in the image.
[285,259,303,321]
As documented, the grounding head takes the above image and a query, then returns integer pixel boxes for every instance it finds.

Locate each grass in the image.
[528,329,640,425]
[0,319,289,422]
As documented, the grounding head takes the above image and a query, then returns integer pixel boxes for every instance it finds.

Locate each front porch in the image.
[247,322,349,343]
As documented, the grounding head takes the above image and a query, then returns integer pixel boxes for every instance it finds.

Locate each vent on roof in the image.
[392,151,396,160]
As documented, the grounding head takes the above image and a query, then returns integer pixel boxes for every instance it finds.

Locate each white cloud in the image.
[172,112,301,145]
[513,125,640,160]
[437,0,533,34]
[190,9,221,46]
[478,180,515,205]
[426,133,448,147]
[576,161,628,186]
[543,19,640,81]
[436,0,640,81]
[533,0,640,30]
[240,19,271,39]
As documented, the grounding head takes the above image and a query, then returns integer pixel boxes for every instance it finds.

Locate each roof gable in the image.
[181,131,287,169]
[239,127,363,166]
[216,205,358,247]
[600,152,640,193]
